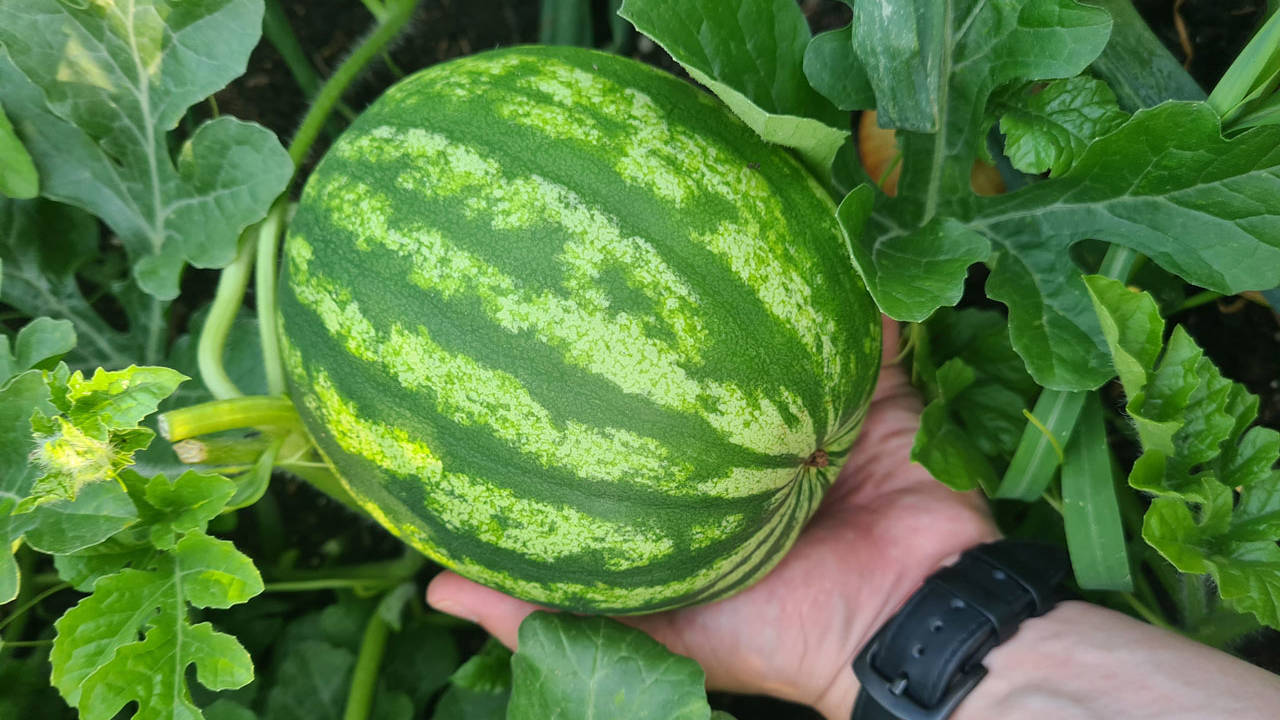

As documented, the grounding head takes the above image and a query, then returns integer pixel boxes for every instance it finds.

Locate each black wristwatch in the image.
[851,540,1072,720]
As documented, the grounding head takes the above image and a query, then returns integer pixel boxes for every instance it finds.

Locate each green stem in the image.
[1122,593,1178,632]
[262,0,322,97]
[1041,491,1063,515]
[1,640,52,648]
[344,597,394,720]
[264,578,399,593]
[144,295,166,366]
[157,396,300,441]
[198,0,418,402]
[267,551,425,584]
[198,233,256,399]
[1173,290,1225,314]
[255,201,289,395]
[288,0,420,167]
[1097,245,1139,282]
[0,582,71,635]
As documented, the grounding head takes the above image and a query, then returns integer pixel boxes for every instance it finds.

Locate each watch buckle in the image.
[852,630,989,720]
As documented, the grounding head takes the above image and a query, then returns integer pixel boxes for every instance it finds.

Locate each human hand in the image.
[426,318,999,719]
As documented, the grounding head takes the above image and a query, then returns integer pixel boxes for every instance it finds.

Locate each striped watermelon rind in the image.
[278,45,881,613]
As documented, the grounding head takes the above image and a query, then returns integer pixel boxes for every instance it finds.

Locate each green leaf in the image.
[846,0,947,132]
[0,368,53,602]
[380,621,460,713]
[0,0,292,300]
[618,0,849,175]
[263,640,353,720]
[0,645,70,720]
[914,383,992,492]
[22,480,137,554]
[0,101,37,199]
[450,637,512,694]
[995,76,1128,176]
[204,700,258,720]
[838,185,989,322]
[509,612,712,720]
[878,0,1111,208]
[53,537,158,591]
[123,469,237,550]
[855,103,1280,390]
[0,198,161,370]
[1084,0,1204,110]
[430,687,509,720]
[22,365,186,509]
[1086,276,1280,629]
[1060,393,1131,591]
[802,24,875,112]
[14,317,75,371]
[50,532,264,718]
[910,309,1040,494]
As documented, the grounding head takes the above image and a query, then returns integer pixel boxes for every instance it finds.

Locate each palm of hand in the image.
[427,321,997,719]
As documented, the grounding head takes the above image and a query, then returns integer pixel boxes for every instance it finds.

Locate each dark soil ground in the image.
[211,1,1280,718]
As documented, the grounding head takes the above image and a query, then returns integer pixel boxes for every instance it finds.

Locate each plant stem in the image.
[0,582,71,638]
[1122,593,1178,632]
[264,578,399,593]
[1177,290,1221,312]
[344,597,394,720]
[288,0,420,168]
[157,396,300,441]
[255,201,289,395]
[198,233,256,399]
[144,295,166,366]
[1097,245,1139,282]
[267,551,425,584]
[262,0,322,97]
[198,0,419,404]
[1,640,52,648]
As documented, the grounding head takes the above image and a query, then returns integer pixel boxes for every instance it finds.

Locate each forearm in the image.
[951,601,1280,720]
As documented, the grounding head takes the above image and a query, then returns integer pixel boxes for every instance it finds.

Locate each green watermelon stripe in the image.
[286,234,809,500]
[333,117,847,411]
[280,46,881,612]
[304,165,822,459]
[285,340,817,612]
[321,62,850,446]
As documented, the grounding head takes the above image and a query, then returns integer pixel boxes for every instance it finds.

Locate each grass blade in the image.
[996,389,1086,500]
[1061,394,1133,591]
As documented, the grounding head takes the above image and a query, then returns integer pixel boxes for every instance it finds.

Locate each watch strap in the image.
[851,540,1071,720]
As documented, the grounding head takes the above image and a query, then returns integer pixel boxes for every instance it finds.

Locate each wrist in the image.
[953,601,1280,720]
[841,539,1070,720]
[815,524,1000,720]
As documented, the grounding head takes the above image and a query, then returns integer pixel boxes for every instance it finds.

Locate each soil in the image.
[208,1,1280,717]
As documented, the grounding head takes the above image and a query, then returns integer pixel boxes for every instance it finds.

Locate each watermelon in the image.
[278,45,881,613]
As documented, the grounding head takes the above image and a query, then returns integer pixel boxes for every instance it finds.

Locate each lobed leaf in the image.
[618,0,849,175]
[21,365,186,509]
[0,101,37,199]
[802,24,875,112]
[994,75,1129,176]
[508,612,713,720]
[51,531,263,719]
[0,0,292,299]
[854,103,1280,390]
[0,368,55,601]
[1086,276,1280,628]
[1,198,166,369]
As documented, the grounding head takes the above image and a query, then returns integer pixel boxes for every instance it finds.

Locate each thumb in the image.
[426,571,545,650]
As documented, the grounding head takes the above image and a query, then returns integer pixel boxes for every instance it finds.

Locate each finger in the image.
[426,571,544,649]
[879,314,901,367]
